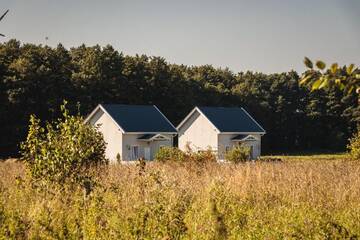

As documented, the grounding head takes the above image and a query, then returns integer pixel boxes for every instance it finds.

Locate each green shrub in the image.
[20,101,108,186]
[189,149,217,164]
[225,145,250,163]
[154,147,186,162]
[155,146,217,165]
[348,129,360,160]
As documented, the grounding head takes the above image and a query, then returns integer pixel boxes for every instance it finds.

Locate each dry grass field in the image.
[1,155,360,239]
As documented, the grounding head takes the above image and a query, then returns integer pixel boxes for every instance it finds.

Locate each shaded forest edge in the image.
[0,39,358,157]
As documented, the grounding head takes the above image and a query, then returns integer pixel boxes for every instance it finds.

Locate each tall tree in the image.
[0,40,358,156]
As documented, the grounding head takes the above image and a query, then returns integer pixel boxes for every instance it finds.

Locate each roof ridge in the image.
[198,105,242,107]
[102,103,155,107]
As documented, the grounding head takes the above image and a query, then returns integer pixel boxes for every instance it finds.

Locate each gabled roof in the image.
[177,106,265,134]
[85,104,177,133]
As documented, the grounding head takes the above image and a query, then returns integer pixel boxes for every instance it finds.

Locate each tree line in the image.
[0,39,358,157]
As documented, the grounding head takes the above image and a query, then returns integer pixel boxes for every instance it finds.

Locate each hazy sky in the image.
[1,0,359,73]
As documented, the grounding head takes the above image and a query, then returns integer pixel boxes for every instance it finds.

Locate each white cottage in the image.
[177,107,266,160]
[85,104,177,162]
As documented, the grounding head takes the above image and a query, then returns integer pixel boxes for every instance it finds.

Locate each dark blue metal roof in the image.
[101,104,176,133]
[198,107,265,133]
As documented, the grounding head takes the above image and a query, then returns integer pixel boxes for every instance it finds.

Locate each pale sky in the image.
[1,0,359,73]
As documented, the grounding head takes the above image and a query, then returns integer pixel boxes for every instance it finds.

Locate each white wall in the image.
[178,111,218,152]
[218,134,262,160]
[122,134,173,161]
[89,109,123,163]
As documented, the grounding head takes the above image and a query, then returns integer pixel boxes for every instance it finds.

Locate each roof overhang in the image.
[153,105,177,131]
[137,134,171,142]
[232,134,257,142]
[241,107,266,133]
[125,132,177,134]
[221,132,266,135]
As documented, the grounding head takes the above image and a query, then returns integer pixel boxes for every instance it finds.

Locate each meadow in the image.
[1,155,360,239]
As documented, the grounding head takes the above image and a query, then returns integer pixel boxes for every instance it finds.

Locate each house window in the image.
[131,146,139,160]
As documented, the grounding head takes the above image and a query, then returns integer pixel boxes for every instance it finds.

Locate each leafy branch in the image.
[300,57,360,94]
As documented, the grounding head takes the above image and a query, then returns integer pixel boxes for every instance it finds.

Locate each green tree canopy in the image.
[21,102,107,185]
[0,40,358,156]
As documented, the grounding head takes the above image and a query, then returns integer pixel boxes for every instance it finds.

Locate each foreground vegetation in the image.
[1,156,360,239]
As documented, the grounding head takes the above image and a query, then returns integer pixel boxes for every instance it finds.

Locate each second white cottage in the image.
[177,106,266,160]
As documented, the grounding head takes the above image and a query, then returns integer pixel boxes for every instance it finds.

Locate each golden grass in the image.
[1,157,360,239]
[264,153,349,162]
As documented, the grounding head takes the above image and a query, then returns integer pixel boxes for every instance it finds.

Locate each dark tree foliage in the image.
[0,40,358,157]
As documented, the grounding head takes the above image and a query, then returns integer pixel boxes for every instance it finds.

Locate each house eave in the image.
[241,107,266,133]
[137,133,172,141]
[124,132,177,135]
[153,105,177,132]
[219,132,266,135]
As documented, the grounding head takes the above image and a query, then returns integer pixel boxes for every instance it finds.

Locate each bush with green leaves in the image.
[348,129,360,160]
[154,147,186,162]
[225,145,250,163]
[189,149,217,164]
[20,102,108,185]
[155,146,217,164]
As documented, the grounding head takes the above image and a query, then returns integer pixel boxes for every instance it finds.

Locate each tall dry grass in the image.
[1,158,360,239]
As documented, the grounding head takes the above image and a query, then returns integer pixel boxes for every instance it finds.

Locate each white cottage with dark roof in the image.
[177,106,266,160]
[85,104,177,162]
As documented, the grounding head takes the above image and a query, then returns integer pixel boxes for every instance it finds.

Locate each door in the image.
[249,145,254,159]
[144,147,151,160]
[131,146,139,160]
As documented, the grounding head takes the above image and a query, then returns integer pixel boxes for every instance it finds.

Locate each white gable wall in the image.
[89,109,123,163]
[178,111,218,152]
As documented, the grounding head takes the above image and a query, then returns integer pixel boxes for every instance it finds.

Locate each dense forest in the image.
[0,39,358,157]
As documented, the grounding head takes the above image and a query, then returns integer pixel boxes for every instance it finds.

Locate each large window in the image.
[131,146,139,160]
